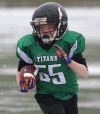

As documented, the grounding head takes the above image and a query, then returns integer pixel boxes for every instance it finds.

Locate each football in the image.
[20,65,39,84]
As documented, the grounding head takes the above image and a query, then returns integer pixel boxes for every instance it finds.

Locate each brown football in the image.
[20,65,39,84]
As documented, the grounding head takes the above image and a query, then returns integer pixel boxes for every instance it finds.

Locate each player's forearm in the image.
[16,71,20,86]
[68,60,88,78]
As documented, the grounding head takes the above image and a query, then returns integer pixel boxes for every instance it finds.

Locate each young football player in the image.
[16,2,88,114]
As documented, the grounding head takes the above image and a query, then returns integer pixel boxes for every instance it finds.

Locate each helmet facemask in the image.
[30,18,67,44]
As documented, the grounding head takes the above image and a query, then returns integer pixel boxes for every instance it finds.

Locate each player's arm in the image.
[16,71,20,86]
[16,60,24,86]
[16,60,35,92]
[16,60,33,86]
[69,53,88,78]
[68,60,88,78]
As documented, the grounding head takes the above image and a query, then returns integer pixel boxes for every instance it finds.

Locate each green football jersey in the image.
[16,31,85,100]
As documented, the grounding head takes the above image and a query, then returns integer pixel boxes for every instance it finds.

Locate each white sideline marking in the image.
[0,90,100,110]
[0,65,100,75]
[78,79,100,89]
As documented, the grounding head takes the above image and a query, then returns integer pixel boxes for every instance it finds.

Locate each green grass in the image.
[79,108,100,114]
[83,44,100,62]
[1,0,100,7]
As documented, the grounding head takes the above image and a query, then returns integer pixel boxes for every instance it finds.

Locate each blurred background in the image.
[0,0,100,114]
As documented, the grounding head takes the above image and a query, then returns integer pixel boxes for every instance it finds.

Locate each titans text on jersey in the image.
[37,56,57,62]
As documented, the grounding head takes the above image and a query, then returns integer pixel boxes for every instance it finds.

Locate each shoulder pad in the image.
[62,31,82,43]
[18,34,35,48]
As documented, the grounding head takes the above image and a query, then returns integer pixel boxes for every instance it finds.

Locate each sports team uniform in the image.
[16,30,87,114]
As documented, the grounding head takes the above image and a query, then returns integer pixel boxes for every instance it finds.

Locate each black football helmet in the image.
[30,2,68,44]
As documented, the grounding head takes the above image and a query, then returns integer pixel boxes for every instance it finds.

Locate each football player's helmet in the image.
[30,2,68,44]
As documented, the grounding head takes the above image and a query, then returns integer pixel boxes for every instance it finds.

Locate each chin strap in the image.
[42,29,57,44]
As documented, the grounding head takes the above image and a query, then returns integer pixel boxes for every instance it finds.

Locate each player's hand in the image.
[28,76,36,89]
[53,44,72,65]
[19,77,29,93]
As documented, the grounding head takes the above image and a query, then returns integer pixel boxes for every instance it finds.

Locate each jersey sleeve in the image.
[18,60,34,71]
[16,37,34,64]
[69,35,85,58]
